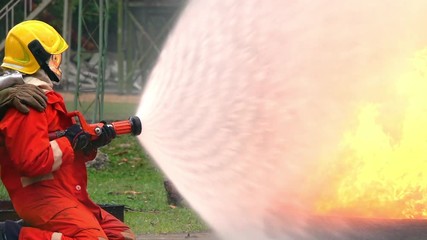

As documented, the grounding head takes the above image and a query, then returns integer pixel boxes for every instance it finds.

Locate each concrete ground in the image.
[137,232,219,240]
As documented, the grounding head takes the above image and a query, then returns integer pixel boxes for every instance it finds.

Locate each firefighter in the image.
[0,20,135,240]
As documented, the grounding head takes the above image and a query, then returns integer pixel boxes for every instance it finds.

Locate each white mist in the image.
[136,1,427,239]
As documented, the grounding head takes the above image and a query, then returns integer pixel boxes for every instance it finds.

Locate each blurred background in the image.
[0,0,187,121]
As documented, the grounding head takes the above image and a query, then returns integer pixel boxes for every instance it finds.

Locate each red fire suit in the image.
[0,89,135,240]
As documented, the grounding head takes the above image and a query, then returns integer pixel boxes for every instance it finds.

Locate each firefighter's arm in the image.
[0,73,47,114]
[2,109,74,177]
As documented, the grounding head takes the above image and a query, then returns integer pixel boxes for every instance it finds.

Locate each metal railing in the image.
[0,0,53,51]
[0,0,27,34]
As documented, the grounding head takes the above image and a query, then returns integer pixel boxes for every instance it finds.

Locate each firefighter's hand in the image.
[0,84,47,114]
[90,123,116,148]
[65,124,91,151]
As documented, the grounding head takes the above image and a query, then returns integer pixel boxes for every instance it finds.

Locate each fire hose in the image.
[48,111,142,141]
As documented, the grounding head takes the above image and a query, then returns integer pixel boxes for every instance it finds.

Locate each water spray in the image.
[135,0,427,239]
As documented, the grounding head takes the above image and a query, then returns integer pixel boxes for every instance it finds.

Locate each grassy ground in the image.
[89,135,209,234]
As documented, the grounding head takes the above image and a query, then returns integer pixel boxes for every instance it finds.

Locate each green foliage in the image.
[44,0,118,27]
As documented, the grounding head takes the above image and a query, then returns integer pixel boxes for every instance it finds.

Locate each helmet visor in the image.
[48,54,63,80]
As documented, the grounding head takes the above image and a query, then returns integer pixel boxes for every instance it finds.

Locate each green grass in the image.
[89,135,209,234]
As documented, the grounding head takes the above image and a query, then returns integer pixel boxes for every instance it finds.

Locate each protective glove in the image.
[90,122,117,148]
[0,84,47,114]
[64,124,91,151]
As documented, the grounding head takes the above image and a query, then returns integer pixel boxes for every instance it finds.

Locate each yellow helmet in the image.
[1,20,68,75]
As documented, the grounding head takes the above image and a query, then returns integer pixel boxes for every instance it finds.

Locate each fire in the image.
[315,48,427,219]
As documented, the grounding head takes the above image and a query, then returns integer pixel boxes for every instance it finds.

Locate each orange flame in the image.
[314,48,427,219]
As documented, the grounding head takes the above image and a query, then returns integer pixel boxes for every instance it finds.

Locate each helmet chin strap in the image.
[27,40,60,82]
